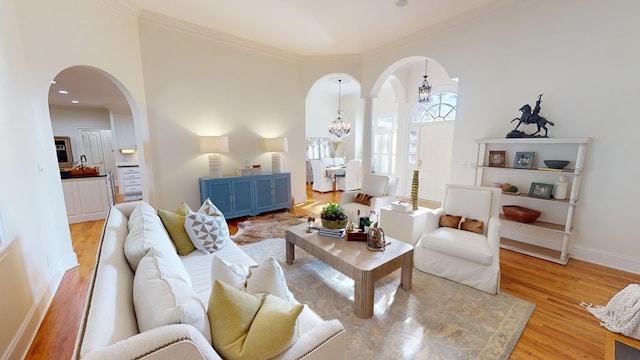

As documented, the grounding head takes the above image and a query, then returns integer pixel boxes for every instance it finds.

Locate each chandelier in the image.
[418,59,432,103]
[328,79,351,139]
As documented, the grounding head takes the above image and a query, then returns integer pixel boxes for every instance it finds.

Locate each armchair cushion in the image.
[353,193,373,206]
[360,174,389,197]
[439,214,462,229]
[419,227,493,266]
[460,218,484,234]
[444,187,493,225]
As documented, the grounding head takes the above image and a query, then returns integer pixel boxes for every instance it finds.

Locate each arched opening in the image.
[369,57,458,203]
[304,73,362,195]
[49,66,141,222]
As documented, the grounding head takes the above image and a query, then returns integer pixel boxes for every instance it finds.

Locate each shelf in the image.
[500,238,568,265]
[478,165,582,176]
[501,191,578,205]
[474,137,592,145]
[499,214,571,234]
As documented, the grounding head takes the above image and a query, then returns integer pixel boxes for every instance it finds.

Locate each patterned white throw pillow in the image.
[184,210,227,254]
[212,255,294,302]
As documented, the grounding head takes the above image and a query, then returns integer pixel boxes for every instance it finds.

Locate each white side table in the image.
[379,206,430,246]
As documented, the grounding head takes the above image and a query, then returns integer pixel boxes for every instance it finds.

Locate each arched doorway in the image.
[49,66,140,211]
[369,57,458,203]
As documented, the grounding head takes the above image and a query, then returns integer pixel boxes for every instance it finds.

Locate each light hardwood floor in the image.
[26,185,640,359]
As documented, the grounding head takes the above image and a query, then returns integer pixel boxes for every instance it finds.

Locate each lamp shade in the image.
[200,136,229,154]
[262,137,288,153]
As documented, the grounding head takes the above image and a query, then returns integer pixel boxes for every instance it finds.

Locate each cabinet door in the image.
[231,179,254,217]
[62,181,80,220]
[272,174,291,209]
[201,180,233,215]
[77,179,109,217]
[253,176,275,213]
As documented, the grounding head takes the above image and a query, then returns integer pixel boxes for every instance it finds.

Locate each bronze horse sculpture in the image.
[510,94,555,137]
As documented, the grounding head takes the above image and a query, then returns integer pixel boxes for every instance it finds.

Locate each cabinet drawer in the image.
[121,173,140,180]
[123,185,142,194]
[122,179,141,186]
[119,167,140,174]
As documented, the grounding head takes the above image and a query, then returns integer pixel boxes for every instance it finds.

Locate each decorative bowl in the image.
[321,217,348,229]
[543,160,570,169]
[503,205,541,223]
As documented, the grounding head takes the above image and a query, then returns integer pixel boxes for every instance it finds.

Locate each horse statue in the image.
[509,94,555,137]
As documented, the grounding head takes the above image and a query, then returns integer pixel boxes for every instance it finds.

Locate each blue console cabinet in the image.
[200,173,291,219]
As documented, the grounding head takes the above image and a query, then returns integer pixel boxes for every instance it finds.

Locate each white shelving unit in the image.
[474,137,591,265]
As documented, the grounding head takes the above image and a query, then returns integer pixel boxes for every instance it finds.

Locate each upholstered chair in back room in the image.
[340,172,398,220]
[337,159,362,192]
[414,184,502,294]
[310,159,334,193]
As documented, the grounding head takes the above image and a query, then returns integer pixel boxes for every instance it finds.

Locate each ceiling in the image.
[49,0,500,109]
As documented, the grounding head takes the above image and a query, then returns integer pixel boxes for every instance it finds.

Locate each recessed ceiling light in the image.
[58,90,69,94]
[71,100,79,104]
[396,0,408,7]
[51,80,57,84]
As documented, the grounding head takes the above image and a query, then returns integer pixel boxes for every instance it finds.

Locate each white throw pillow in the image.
[133,249,211,344]
[184,211,227,254]
[212,256,294,302]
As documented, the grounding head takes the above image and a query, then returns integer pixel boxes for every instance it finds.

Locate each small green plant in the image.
[320,202,347,221]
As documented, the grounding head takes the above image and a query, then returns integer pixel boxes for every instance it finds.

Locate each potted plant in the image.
[320,202,349,229]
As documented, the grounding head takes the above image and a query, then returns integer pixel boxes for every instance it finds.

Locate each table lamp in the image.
[200,136,229,178]
[263,137,288,173]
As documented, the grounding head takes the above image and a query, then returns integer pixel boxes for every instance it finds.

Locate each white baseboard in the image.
[571,245,640,275]
[6,251,78,360]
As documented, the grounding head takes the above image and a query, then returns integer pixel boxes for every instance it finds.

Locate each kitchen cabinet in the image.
[474,137,591,264]
[200,173,291,219]
[62,176,111,224]
[111,112,136,149]
[117,166,142,200]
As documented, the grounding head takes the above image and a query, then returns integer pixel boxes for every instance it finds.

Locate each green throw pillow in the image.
[157,206,195,256]
[208,280,303,360]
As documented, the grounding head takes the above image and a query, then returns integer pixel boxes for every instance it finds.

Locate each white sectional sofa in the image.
[73,201,346,359]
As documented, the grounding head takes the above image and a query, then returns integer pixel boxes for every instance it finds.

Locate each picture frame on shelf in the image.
[513,151,535,169]
[529,182,554,199]
[488,150,506,167]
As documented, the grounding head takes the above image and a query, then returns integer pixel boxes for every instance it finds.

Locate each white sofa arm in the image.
[273,320,346,360]
[424,208,444,233]
[340,191,357,205]
[81,324,221,360]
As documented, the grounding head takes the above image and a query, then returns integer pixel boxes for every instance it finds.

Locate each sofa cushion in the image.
[460,218,484,234]
[124,201,180,272]
[439,214,462,229]
[133,249,211,344]
[212,256,294,302]
[208,280,302,360]
[419,227,493,266]
[185,211,227,254]
[353,193,373,206]
[158,208,196,256]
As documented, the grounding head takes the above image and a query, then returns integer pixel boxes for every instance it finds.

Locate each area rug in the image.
[241,238,535,360]
[231,212,306,244]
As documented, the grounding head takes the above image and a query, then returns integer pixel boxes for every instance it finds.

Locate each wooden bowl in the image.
[502,205,541,223]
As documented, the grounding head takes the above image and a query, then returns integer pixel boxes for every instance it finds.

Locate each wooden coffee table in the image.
[285,223,413,318]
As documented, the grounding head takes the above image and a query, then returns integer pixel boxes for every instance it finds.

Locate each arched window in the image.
[411,92,457,123]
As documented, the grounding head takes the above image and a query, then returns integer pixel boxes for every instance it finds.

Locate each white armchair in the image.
[340,173,398,219]
[310,159,334,193]
[414,184,502,294]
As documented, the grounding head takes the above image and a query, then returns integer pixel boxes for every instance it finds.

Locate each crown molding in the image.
[101,0,140,19]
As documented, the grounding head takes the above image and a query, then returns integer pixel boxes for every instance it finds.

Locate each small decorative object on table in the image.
[306,216,316,233]
[367,223,387,251]
[543,160,570,169]
[506,94,555,138]
[502,205,541,223]
[320,202,348,229]
[411,170,420,211]
[528,182,554,199]
[513,152,535,169]
[489,150,506,167]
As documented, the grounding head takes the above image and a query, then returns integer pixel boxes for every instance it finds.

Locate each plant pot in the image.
[321,217,348,229]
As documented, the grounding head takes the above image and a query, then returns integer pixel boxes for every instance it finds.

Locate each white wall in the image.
[360,0,640,272]
[1,0,149,358]
[50,106,111,163]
